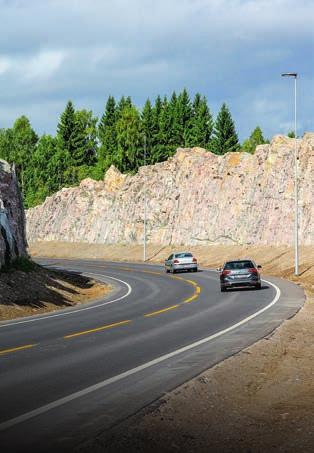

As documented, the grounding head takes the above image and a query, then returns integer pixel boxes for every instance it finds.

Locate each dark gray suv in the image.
[219,259,262,292]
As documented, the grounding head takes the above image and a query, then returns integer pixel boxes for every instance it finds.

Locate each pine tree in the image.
[98,96,117,172]
[242,126,266,154]
[211,103,239,154]
[185,94,213,148]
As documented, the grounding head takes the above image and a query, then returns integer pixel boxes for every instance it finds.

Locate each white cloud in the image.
[23,50,67,80]
[0,56,10,75]
[0,0,313,139]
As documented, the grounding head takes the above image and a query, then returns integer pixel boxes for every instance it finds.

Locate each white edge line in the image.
[0,278,280,431]
[0,273,132,328]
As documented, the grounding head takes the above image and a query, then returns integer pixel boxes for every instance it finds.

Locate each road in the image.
[0,259,304,452]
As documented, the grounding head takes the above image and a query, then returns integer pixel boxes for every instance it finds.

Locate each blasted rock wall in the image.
[27,134,314,246]
[0,160,27,267]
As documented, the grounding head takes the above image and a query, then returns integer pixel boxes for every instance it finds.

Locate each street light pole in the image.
[143,134,147,262]
[281,72,299,276]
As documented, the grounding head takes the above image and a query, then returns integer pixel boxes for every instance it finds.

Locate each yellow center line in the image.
[140,270,163,276]
[179,278,198,287]
[144,304,180,318]
[64,320,132,339]
[0,344,37,356]
[116,267,134,272]
[183,295,198,304]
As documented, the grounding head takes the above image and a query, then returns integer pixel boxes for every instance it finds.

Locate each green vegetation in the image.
[211,103,240,155]
[242,126,268,154]
[0,90,268,208]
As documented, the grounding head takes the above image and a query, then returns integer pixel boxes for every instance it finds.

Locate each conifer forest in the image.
[0,89,267,207]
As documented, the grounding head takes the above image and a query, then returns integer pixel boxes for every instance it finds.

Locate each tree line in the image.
[0,89,268,208]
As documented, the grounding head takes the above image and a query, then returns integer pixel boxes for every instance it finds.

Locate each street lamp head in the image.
[281,72,298,78]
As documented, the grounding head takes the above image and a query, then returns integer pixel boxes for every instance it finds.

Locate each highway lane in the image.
[0,259,304,453]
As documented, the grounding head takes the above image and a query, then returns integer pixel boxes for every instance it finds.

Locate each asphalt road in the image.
[0,259,304,453]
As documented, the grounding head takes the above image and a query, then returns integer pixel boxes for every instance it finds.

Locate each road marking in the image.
[64,320,131,339]
[0,279,281,432]
[144,305,180,318]
[140,270,163,276]
[0,344,36,356]
[0,274,132,329]
[178,278,198,286]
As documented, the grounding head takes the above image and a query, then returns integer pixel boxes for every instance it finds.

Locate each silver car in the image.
[218,259,262,292]
[165,252,198,274]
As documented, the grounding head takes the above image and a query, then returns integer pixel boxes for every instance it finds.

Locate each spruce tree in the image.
[156,96,175,161]
[98,96,117,171]
[150,95,162,163]
[116,96,133,117]
[141,99,154,164]
[116,105,141,172]
[211,103,239,154]
[57,100,75,152]
[71,109,97,167]
[185,94,213,148]
[172,89,192,146]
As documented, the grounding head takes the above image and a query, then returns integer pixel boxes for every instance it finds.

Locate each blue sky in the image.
[0,0,313,141]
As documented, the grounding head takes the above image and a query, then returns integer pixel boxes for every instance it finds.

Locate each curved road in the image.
[0,259,304,452]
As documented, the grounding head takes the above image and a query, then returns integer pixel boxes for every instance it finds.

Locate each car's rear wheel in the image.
[193,268,198,272]
[221,285,226,292]
[255,283,262,290]
[165,268,170,273]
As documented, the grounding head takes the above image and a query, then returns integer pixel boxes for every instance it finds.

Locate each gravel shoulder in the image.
[30,242,314,452]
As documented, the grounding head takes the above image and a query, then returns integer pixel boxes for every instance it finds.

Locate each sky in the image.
[0,0,313,141]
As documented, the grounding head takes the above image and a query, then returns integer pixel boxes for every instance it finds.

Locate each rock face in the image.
[0,160,27,268]
[27,134,314,246]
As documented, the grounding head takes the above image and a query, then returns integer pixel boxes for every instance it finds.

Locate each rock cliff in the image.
[27,134,314,246]
[0,160,27,268]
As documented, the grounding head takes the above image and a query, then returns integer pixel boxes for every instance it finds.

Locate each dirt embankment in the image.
[0,263,111,321]
[29,241,314,453]
[30,241,314,293]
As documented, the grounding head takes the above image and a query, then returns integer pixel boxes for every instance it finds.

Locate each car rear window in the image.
[175,253,193,258]
[224,260,254,270]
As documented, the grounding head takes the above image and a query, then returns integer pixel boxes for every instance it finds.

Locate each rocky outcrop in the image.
[0,160,27,268]
[27,134,314,246]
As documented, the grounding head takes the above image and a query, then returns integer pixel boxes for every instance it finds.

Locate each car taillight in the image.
[192,257,197,263]
[248,268,258,274]
[222,270,231,276]
[173,259,179,264]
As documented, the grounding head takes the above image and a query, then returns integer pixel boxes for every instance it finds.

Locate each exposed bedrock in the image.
[27,134,314,246]
[0,160,27,268]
